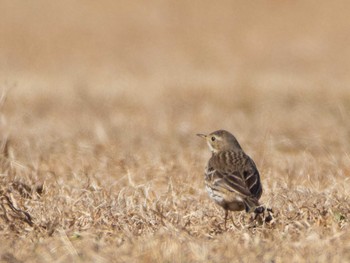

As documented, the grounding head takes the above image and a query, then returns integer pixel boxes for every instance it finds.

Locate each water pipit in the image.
[197,130,265,228]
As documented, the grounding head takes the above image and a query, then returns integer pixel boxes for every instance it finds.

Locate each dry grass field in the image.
[1,1,350,262]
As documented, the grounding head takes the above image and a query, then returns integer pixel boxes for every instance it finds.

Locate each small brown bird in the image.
[197,130,264,228]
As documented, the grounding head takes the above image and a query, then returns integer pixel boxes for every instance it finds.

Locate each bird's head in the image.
[197,130,242,153]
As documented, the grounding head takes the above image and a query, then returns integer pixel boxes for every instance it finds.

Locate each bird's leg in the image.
[230,214,240,230]
[223,209,239,230]
[238,211,245,228]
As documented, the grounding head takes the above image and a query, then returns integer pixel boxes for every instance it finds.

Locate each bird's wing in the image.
[207,151,262,200]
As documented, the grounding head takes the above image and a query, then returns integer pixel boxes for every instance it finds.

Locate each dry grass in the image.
[1,1,350,262]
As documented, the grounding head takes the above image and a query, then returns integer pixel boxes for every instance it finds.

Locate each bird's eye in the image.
[211,136,216,142]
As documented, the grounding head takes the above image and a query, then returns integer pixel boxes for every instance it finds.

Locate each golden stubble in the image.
[1,1,350,262]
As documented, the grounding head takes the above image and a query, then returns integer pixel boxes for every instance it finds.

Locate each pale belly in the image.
[205,185,245,211]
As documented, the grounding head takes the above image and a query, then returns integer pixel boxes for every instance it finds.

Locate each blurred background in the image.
[1,0,350,90]
[1,0,350,160]
[1,2,350,261]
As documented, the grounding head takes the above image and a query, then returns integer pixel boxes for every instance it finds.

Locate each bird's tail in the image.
[243,196,260,213]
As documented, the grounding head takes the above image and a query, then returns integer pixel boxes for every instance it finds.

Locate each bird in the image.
[197,129,264,229]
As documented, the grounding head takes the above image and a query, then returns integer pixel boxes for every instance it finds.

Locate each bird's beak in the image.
[196,133,207,138]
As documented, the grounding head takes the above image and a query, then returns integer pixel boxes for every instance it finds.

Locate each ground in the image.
[0,1,350,262]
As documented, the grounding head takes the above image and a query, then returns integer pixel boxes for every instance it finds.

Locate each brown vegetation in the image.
[1,1,350,262]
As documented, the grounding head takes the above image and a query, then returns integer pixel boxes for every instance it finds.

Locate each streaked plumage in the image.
[197,130,263,228]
